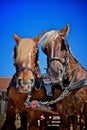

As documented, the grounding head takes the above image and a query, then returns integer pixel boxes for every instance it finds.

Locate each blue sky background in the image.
[0,0,87,77]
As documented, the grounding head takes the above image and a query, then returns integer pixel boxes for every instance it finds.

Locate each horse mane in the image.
[40,30,78,63]
[13,38,39,63]
[13,38,38,64]
[40,30,60,51]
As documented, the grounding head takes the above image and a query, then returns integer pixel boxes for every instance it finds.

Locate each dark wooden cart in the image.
[37,112,85,130]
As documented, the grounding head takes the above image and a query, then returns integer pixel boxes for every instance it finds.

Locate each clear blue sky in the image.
[0,0,87,77]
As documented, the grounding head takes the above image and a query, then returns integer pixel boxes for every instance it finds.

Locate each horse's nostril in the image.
[30,78,34,83]
[58,69,62,74]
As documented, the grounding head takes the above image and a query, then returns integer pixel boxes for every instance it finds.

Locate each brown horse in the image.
[40,25,87,130]
[1,34,46,130]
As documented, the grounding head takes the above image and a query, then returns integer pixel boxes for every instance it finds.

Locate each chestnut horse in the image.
[40,25,87,130]
[1,34,46,130]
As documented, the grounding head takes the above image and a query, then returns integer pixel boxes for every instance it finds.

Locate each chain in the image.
[40,87,69,106]
[24,87,69,112]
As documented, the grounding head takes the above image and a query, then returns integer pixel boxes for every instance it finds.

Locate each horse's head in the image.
[41,25,70,85]
[13,34,40,93]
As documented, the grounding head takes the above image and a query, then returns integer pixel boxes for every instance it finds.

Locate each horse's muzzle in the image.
[17,77,35,93]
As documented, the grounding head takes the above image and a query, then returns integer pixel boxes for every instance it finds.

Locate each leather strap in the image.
[68,78,87,91]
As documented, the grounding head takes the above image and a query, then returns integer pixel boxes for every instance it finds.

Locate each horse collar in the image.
[68,78,87,91]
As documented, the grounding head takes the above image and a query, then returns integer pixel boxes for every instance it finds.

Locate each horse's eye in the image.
[46,46,48,49]
[57,46,60,50]
[13,62,17,66]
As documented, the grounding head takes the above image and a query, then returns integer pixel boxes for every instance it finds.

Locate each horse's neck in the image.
[76,65,87,80]
[68,53,87,82]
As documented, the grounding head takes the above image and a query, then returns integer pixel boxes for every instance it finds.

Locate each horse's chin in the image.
[51,77,63,84]
[19,90,29,94]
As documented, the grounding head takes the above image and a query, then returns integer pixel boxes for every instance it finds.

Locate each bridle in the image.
[47,39,70,86]
[13,47,41,93]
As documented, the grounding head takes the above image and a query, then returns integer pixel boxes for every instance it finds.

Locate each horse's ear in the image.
[60,25,69,36]
[14,34,21,44]
[44,29,46,34]
[33,35,41,46]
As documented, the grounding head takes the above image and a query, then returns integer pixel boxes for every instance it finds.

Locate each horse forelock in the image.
[15,38,35,64]
[40,30,60,51]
